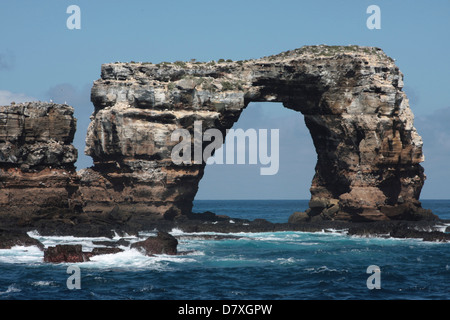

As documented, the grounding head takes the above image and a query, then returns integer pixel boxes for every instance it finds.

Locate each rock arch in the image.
[81,45,432,222]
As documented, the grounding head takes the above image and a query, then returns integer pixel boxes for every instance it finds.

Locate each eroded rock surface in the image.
[44,244,89,263]
[0,102,80,226]
[130,231,178,256]
[85,45,434,222]
[43,244,123,263]
[0,229,44,250]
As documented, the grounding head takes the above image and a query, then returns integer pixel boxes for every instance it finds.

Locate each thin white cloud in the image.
[0,50,15,71]
[0,90,38,105]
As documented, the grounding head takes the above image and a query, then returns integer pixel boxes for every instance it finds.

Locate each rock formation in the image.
[84,45,434,222]
[0,46,437,230]
[43,244,123,263]
[0,229,44,250]
[0,102,80,227]
[130,231,178,256]
[44,244,89,263]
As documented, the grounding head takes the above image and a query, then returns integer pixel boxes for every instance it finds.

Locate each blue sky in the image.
[1,0,449,199]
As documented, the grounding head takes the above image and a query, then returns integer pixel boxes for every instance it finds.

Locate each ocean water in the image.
[0,200,449,300]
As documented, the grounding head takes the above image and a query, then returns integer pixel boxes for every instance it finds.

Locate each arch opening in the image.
[193,102,316,222]
[195,102,316,201]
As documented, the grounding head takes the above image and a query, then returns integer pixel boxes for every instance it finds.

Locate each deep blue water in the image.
[0,200,448,300]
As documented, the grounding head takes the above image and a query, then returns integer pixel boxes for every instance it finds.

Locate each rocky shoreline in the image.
[2,209,449,239]
[1,210,449,263]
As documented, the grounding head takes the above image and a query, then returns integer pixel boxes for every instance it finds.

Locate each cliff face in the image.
[0,102,79,224]
[84,45,432,222]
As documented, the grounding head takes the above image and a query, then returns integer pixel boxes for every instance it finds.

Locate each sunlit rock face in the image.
[83,45,433,222]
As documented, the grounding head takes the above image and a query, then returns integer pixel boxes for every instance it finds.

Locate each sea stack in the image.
[0,102,80,228]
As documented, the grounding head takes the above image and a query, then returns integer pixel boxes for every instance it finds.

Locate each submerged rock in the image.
[130,231,178,256]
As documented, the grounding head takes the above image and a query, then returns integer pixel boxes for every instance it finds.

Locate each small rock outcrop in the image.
[44,244,89,263]
[43,244,123,263]
[130,231,178,256]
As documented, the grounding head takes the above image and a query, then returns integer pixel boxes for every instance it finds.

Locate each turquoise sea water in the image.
[0,200,448,300]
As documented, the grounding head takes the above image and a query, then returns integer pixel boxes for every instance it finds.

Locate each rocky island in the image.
[1,45,449,253]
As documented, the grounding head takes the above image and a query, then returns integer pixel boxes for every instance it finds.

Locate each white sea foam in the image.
[112,230,136,240]
[27,230,41,238]
[0,245,43,264]
[4,227,444,271]
[319,228,349,235]
[27,231,116,252]
[0,229,206,267]
[271,257,304,265]
[180,250,205,256]
[86,248,162,269]
[82,248,197,270]
[305,266,348,274]
[31,281,56,287]
[168,229,310,242]
[0,284,21,295]
[231,230,347,242]
[435,223,450,233]
[169,228,185,236]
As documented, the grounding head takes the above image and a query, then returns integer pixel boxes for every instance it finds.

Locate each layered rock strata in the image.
[85,45,433,222]
[0,102,79,225]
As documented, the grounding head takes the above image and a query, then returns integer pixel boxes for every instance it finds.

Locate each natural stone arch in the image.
[82,45,433,222]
